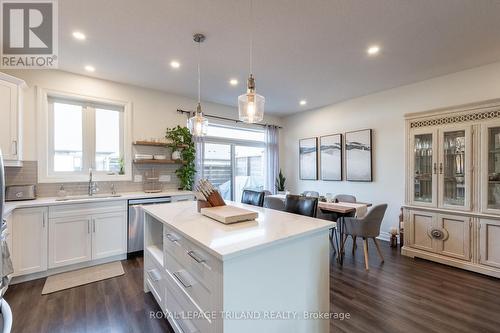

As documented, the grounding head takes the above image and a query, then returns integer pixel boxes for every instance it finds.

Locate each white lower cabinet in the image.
[479,219,500,269]
[10,201,127,278]
[48,216,92,268]
[407,209,471,261]
[12,207,48,276]
[48,202,127,269]
[435,213,471,261]
[92,212,127,260]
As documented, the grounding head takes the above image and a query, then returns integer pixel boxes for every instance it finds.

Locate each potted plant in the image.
[165,126,196,190]
[275,169,286,194]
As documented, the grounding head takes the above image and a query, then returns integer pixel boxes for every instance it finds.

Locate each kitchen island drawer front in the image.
[165,268,211,333]
[145,251,166,311]
[49,201,127,219]
[163,224,221,288]
[165,251,212,314]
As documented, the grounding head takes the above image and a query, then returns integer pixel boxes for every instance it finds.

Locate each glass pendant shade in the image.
[238,74,264,123]
[238,91,264,123]
[188,103,208,137]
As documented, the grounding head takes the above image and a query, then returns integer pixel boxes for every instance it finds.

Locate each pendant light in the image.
[238,0,265,123]
[188,33,208,136]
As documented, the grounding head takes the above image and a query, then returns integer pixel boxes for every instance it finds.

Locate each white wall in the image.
[281,61,500,235]
[1,69,282,161]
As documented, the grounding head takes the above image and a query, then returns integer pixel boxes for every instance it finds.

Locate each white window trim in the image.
[36,87,132,183]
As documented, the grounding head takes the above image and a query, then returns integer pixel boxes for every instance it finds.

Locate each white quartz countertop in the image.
[3,190,193,215]
[143,201,335,261]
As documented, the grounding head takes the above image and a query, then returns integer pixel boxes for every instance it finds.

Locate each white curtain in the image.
[194,135,205,186]
[266,125,280,194]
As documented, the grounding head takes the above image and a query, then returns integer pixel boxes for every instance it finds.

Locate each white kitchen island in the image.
[143,201,334,333]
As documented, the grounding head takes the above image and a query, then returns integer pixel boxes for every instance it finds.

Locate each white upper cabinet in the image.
[0,72,25,166]
[410,128,438,207]
[437,125,472,211]
[409,126,472,210]
[481,121,500,214]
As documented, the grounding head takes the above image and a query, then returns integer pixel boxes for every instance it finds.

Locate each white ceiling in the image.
[59,0,500,115]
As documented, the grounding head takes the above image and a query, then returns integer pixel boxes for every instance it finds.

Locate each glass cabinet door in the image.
[439,128,470,209]
[486,126,500,210]
[413,132,435,205]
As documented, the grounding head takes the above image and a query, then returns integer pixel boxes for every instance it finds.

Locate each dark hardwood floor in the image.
[4,256,174,333]
[5,240,500,333]
[331,238,500,333]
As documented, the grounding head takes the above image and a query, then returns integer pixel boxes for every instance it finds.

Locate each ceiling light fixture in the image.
[229,79,239,86]
[238,0,265,124]
[187,34,208,137]
[72,31,86,40]
[170,60,180,69]
[299,100,307,106]
[367,45,380,56]
[84,65,95,72]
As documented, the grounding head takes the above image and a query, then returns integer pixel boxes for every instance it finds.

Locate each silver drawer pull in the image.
[172,271,192,288]
[166,233,179,243]
[187,250,205,264]
[147,269,162,282]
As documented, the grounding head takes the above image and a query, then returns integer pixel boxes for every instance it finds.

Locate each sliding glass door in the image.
[203,143,232,200]
[234,146,266,201]
[201,123,267,201]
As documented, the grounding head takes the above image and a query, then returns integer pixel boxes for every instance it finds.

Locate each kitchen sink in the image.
[55,194,122,201]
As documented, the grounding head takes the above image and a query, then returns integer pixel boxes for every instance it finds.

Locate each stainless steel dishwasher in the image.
[128,197,172,254]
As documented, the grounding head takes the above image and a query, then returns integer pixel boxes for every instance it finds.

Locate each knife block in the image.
[197,199,212,213]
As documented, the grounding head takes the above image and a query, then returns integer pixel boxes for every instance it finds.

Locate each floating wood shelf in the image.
[133,141,168,147]
[133,141,189,149]
[133,159,184,165]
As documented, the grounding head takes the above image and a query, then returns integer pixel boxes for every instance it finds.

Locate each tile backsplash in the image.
[5,161,181,197]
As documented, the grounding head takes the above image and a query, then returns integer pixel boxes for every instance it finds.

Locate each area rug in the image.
[42,261,124,294]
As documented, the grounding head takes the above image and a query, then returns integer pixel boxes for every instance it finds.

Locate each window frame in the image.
[37,87,132,183]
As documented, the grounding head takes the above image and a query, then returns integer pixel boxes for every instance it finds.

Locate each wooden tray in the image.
[201,206,258,224]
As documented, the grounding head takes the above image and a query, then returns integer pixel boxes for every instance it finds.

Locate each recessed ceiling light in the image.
[170,60,180,69]
[367,45,381,56]
[72,31,86,40]
[84,65,95,72]
[229,79,238,86]
[299,100,307,106]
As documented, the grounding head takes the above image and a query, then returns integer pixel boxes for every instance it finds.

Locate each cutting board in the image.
[201,206,258,224]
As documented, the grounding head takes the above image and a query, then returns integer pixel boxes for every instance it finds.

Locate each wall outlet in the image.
[159,175,171,182]
[134,175,143,182]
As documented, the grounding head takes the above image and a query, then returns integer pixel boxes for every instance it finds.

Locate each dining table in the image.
[265,194,372,265]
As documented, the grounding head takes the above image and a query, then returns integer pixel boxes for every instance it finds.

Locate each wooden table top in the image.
[266,195,372,214]
[318,201,372,214]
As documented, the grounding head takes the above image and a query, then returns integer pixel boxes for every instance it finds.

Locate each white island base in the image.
[143,201,334,333]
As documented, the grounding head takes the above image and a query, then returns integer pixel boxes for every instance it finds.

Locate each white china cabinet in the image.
[403,99,500,278]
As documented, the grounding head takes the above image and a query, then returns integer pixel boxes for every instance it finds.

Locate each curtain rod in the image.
[177,109,282,129]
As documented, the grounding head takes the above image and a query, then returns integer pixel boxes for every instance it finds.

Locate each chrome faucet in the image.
[88,168,98,196]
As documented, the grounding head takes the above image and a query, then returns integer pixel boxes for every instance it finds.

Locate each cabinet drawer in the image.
[165,269,211,333]
[165,250,211,314]
[163,225,219,292]
[145,251,166,311]
[49,201,126,219]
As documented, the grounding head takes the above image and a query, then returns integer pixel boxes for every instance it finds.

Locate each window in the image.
[38,89,131,183]
[202,124,266,201]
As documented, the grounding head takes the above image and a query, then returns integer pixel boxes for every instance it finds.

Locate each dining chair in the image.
[263,196,286,211]
[341,204,388,270]
[301,191,320,198]
[285,195,318,217]
[334,194,357,203]
[241,190,265,207]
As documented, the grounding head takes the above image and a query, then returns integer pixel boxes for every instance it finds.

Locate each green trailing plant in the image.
[165,126,196,190]
[275,169,286,192]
